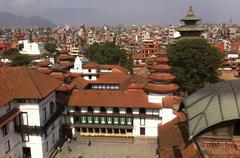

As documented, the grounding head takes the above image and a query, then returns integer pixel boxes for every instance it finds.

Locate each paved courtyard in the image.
[55,137,159,158]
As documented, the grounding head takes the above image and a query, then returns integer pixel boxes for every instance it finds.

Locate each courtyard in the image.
[55,137,159,158]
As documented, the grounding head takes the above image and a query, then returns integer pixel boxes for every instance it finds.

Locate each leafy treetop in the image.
[85,42,133,71]
[168,38,223,94]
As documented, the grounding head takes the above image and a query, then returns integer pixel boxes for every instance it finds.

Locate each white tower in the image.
[70,56,84,73]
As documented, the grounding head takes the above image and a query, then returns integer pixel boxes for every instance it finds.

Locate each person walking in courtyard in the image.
[88,139,91,146]
[68,144,72,153]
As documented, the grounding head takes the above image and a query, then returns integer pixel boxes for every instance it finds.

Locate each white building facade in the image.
[15,92,62,158]
[0,67,63,158]
[19,40,41,55]
[0,92,63,158]
[67,89,162,138]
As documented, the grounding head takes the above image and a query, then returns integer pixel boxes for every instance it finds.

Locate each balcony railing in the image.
[70,111,160,118]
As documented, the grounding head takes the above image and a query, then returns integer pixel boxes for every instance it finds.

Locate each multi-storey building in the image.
[141,40,160,57]
[65,55,180,138]
[0,67,62,158]
[68,87,161,137]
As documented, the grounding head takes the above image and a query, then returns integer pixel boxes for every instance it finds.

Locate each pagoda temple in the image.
[144,55,180,124]
[144,56,179,104]
[177,6,205,38]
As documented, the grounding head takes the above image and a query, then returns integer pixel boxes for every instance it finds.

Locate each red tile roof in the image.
[201,141,240,157]
[72,76,89,89]
[82,62,99,69]
[50,72,71,81]
[159,118,200,158]
[150,64,172,72]
[37,60,51,67]
[148,73,176,82]
[57,54,75,61]
[155,57,169,64]
[73,72,129,89]
[90,73,129,84]
[57,82,76,91]
[36,68,53,74]
[126,81,143,90]
[111,65,129,74]
[58,61,74,69]
[119,74,148,90]
[0,76,12,106]
[68,89,161,109]
[162,96,181,109]
[144,83,179,94]
[0,67,63,106]
[0,108,20,127]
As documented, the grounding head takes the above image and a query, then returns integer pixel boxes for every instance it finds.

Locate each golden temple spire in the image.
[187,5,195,17]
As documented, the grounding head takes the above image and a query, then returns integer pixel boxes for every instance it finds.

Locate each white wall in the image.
[42,118,61,158]
[99,69,112,72]
[18,92,60,158]
[160,108,177,125]
[227,54,238,59]
[70,56,84,73]
[93,107,100,113]
[23,135,44,158]
[18,92,56,126]
[145,118,160,136]
[148,93,171,104]
[146,109,160,116]
[19,40,41,55]
[106,107,113,114]
[81,107,87,113]
[83,75,97,80]
[22,117,61,158]
[119,108,126,114]
[132,108,139,115]
[19,102,41,126]
[133,117,161,137]
[133,118,140,136]
[0,121,22,158]
[83,69,97,74]
[133,59,144,65]
[91,84,119,90]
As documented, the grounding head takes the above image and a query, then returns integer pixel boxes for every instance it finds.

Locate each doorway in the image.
[140,127,145,135]
[23,147,31,158]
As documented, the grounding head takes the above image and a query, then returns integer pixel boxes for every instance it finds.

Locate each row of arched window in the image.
[76,107,146,114]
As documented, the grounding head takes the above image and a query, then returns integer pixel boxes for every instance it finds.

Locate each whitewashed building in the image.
[0,67,63,158]
[66,56,180,138]
[19,40,41,55]
[67,85,162,137]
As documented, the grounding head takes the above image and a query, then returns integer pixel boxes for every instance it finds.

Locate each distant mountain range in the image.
[38,8,122,26]
[0,12,55,27]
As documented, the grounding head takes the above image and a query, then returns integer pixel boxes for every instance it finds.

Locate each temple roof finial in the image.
[187,5,194,17]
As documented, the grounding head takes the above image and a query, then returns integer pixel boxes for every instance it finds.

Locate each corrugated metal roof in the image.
[183,80,240,139]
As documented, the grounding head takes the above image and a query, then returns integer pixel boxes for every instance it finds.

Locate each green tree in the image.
[44,40,57,54]
[10,54,31,66]
[3,48,19,58]
[85,42,133,71]
[168,38,223,94]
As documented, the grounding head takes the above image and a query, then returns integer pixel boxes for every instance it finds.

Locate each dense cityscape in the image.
[0,2,240,158]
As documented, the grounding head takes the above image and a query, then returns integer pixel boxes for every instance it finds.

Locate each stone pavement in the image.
[55,137,159,158]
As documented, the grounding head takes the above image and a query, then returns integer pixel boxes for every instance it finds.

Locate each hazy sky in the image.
[1,0,240,25]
